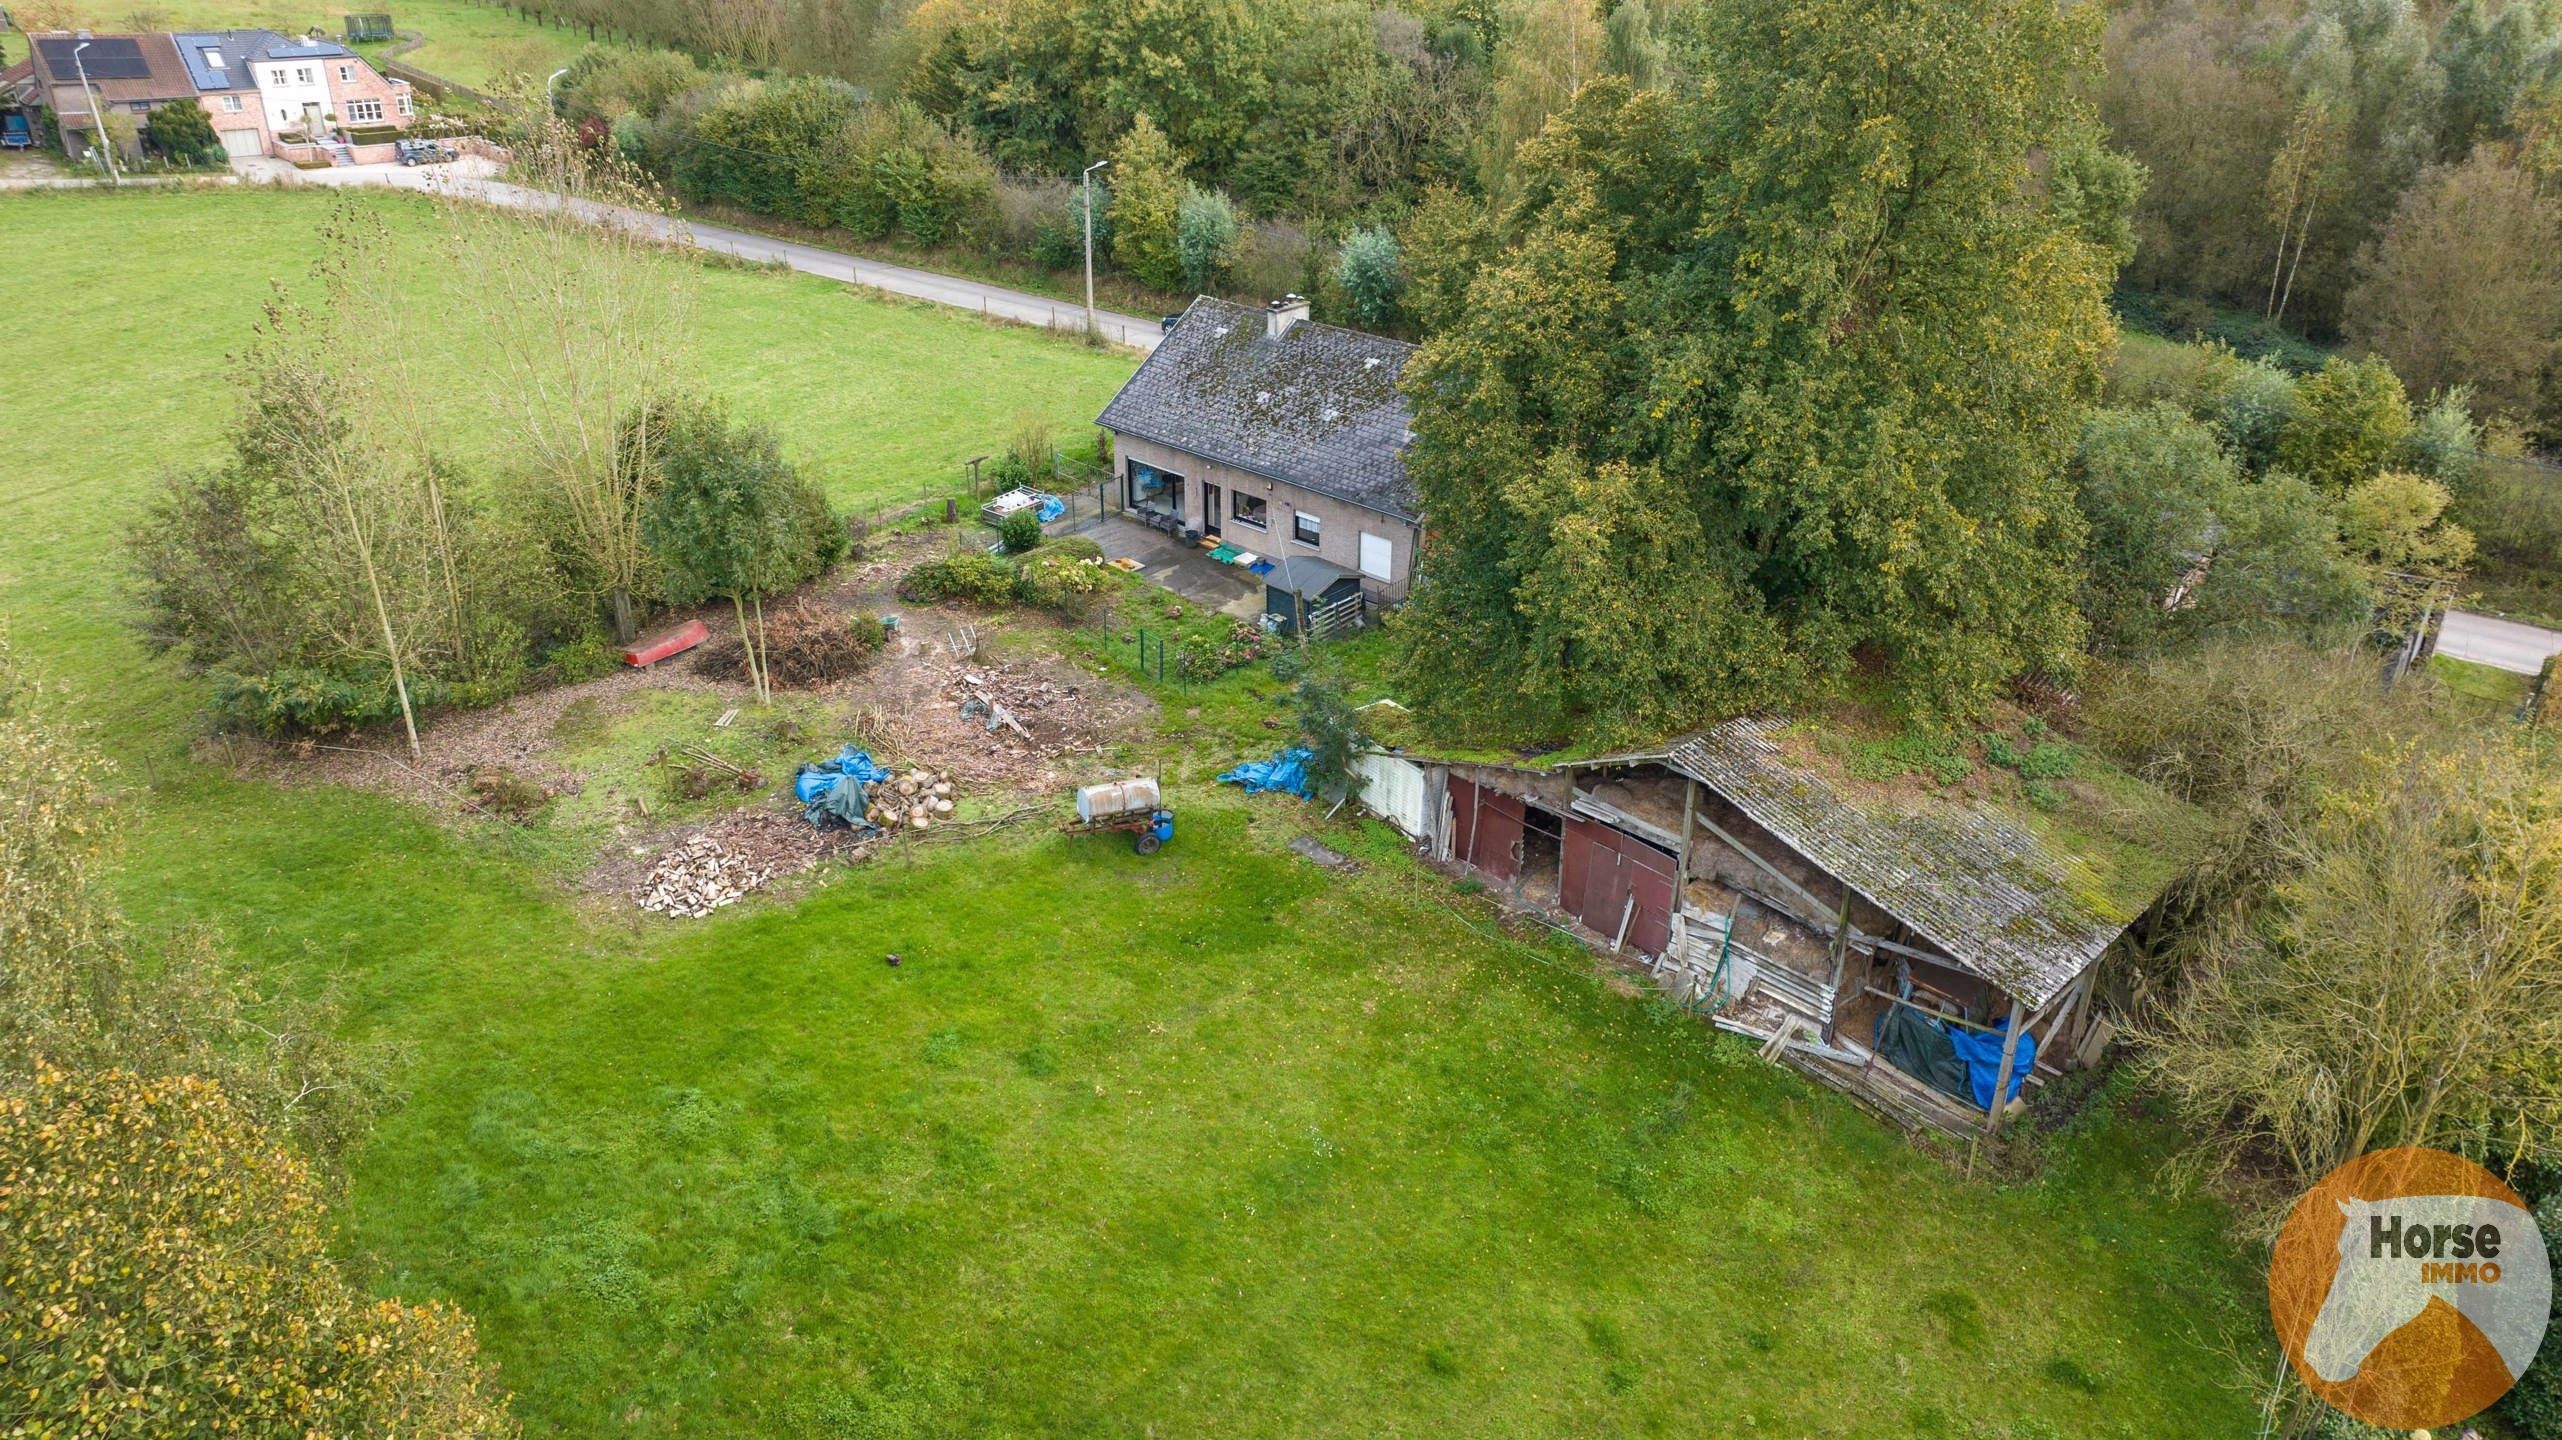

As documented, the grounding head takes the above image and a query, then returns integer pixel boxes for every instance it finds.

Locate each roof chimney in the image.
[1265,293,1310,341]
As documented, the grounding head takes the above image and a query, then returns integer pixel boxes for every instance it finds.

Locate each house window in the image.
[1125,459,1182,517]
[201,47,225,68]
[1359,531,1394,581]
[347,98,382,122]
[1292,510,1321,547]
[294,66,314,84]
[1231,493,1268,530]
[396,93,412,116]
[222,95,241,112]
[338,64,356,82]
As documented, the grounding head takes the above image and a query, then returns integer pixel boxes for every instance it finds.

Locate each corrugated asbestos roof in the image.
[1651,718,2181,1007]
[1097,297,1418,521]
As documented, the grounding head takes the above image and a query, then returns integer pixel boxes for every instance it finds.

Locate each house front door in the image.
[1202,483,1222,538]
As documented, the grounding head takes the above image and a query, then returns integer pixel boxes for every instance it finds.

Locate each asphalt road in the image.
[270,157,1166,351]
[2438,608,2562,674]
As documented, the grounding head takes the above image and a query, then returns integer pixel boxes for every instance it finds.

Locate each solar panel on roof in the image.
[36,37,150,79]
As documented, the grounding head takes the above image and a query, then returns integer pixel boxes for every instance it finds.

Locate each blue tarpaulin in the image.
[1035,493,1065,522]
[1217,747,1313,798]
[1946,1017,2037,1109]
[794,746,894,828]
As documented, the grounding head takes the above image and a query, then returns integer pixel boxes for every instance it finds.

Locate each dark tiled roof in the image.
[1650,719,2194,1007]
[29,33,194,103]
[1098,297,1418,521]
[177,30,373,96]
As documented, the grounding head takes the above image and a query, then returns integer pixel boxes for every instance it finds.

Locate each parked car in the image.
[395,139,457,166]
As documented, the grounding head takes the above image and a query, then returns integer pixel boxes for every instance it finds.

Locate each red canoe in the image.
[622,619,710,668]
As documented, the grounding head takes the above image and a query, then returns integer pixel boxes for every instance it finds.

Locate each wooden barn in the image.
[1350,714,2211,1136]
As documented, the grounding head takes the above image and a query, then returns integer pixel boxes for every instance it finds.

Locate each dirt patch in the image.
[852,645,1151,790]
[232,656,739,814]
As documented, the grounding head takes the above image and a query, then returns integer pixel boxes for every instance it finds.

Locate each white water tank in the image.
[1076,777,1160,824]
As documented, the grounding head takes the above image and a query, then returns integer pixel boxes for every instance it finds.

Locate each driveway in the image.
[2439,609,2562,675]
[236,155,1164,351]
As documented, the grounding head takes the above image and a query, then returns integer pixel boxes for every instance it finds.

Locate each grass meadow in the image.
[33,0,597,91]
[0,187,2268,1437]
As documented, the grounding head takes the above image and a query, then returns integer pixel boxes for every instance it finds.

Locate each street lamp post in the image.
[72,40,119,185]
[1081,158,1109,342]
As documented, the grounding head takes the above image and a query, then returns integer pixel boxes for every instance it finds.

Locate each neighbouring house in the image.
[173,30,415,163]
[1097,295,1423,605]
[22,33,196,163]
[1347,708,2213,1137]
[21,27,414,164]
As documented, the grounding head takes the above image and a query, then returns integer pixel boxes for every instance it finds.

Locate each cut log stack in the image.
[864,768,959,834]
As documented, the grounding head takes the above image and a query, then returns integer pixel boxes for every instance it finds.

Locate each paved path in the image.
[260,157,1165,350]
[2439,608,2562,675]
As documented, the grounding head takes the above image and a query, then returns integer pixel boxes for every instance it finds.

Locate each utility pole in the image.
[1081,157,1109,342]
[73,41,119,185]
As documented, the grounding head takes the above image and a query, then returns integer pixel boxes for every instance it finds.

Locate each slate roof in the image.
[174,29,356,91]
[1625,718,2205,1007]
[1097,297,1419,521]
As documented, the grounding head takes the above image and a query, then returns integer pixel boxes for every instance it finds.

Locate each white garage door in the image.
[220,129,264,158]
[1353,753,1430,840]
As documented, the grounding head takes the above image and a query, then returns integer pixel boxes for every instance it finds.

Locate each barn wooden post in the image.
[1822,888,1852,1041]
[1988,992,2026,1124]
[1675,776,1697,900]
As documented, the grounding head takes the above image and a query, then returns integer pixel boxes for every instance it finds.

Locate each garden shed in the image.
[1261,554,1362,636]
[1363,710,2212,1135]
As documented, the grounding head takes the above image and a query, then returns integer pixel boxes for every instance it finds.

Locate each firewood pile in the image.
[632,809,866,918]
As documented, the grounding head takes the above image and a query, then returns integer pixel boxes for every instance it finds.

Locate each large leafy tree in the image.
[1395,0,2127,744]
[637,400,842,705]
[1,1064,516,1438]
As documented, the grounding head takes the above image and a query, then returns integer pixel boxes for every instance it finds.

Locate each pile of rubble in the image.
[863,767,958,833]
[632,809,865,918]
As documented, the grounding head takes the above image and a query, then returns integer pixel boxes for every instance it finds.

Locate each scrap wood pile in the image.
[633,808,866,918]
[862,765,960,833]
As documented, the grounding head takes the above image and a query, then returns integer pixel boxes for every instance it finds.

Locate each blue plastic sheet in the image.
[1217,746,1314,798]
[794,745,894,828]
[1945,1017,2037,1109]
[1036,493,1065,523]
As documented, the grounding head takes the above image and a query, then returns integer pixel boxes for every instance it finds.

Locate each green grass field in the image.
[45,0,596,91]
[0,187,2267,1437]
[0,186,1133,750]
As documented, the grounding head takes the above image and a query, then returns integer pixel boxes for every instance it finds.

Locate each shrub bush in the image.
[2497,1191,2562,1436]
[1013,554,1107,617]
[998,507,1044,554]
[1024,535,1105,563]
[899,551,1016,604]
[548,630,621,684]
[209,664,453,737]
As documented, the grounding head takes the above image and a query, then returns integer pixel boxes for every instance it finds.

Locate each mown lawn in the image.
[4,186,2266,1438]
[68,0,602,91]
[0,185,1134,749]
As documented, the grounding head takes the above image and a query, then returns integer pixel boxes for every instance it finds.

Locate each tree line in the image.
[127,132,844,745]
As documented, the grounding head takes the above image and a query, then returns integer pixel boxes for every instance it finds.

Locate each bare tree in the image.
[441,118,697,642]
[2137,736,2562,1186]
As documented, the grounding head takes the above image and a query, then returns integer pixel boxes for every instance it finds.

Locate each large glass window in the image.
[1126,459,1183,516]
[1231,493,1268,529]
